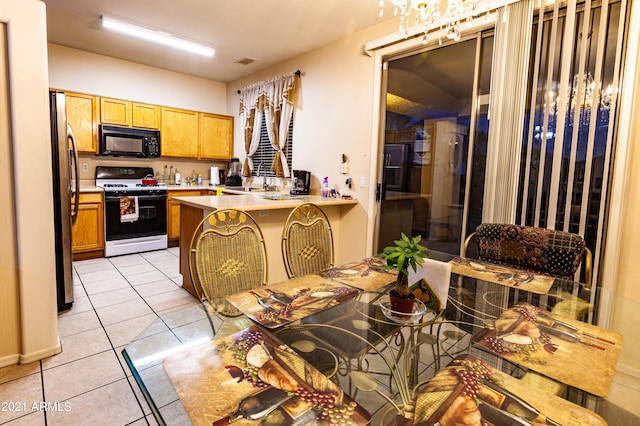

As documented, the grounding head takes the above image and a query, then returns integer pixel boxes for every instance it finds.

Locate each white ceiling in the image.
[42,0,396,83]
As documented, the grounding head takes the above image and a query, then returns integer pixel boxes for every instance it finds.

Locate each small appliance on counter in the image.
[225,158,242,187]
[210,166,220,186]
[290,170,311,195]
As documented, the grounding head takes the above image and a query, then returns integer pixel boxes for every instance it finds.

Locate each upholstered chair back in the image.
[473,223,586,280]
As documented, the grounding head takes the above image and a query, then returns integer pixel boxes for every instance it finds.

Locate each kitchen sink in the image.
[260,193,302,200]
[248,187,279,193]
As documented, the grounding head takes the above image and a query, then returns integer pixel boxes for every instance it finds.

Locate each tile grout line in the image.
[102,252,173,423]
[40,360,47,425]
[64,257,149,424]
[70,250,182,425]
[0,250,183,426]
[117,250,183,425]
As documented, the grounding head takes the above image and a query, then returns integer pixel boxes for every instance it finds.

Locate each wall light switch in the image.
[82,163,89,172]
[359,176,366,188]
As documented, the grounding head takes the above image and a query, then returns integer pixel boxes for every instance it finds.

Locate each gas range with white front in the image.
[96,166,167,257]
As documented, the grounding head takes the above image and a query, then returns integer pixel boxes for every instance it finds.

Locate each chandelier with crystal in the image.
[545,72,614,114]
[379,0,491,44]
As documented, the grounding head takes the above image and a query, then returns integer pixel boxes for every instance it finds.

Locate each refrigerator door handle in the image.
[68,123,80,226]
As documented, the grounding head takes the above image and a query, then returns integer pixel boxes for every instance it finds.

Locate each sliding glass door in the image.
[373,0,627,300]
[375,33,494,256]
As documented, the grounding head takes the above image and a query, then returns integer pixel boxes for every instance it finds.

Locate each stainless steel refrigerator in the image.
[383,143,410,192]
[50,91,79,311]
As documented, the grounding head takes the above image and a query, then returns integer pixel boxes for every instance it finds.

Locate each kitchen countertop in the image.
[165,185,214,191]
[173,193,357,211]
[79,185,103,192]
[79,183,230,192]
[78,184,226,193]
[77,184,346,205]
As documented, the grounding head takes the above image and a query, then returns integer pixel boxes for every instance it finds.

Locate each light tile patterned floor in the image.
[0,247,199,426]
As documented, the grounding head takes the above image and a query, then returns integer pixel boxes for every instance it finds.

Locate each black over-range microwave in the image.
[99,124,160,158]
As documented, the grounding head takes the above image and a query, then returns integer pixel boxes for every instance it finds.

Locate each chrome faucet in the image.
[256,163,278,191]
[257,163,269,190]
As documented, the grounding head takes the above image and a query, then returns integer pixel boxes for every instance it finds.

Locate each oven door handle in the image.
[105,194,167,202]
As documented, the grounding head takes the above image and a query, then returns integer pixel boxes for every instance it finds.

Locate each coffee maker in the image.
[225,158,242,187]
[290,170,311,195]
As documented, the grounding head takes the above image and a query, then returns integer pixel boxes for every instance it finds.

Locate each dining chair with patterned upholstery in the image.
[462,223,593,396]
[189,209,268,317]
[463,223,591,287]
[463,223,593,317]
[281,203,334,278]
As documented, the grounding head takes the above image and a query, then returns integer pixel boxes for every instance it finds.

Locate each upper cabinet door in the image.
[100,97,131,126]
[66,92,98,154]
[199,113,233,160]
[132,102,160,129]
[161,107,199,158]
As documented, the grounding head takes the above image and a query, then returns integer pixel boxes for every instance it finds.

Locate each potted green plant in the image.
[379,233,428,313]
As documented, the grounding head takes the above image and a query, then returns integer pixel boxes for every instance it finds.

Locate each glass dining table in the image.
[122,250,619,426]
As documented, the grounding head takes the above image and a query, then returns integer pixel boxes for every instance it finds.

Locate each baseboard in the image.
[0,354,20,369]
[72,249,104,261]
[613,363,640,390]
[606,367,640,417]
[18,339,62,365]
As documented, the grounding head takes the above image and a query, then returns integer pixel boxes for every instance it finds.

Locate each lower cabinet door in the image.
[72,202,104,253]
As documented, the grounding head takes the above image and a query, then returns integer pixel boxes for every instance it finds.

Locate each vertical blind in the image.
[517,0,627,294]
[483,0,534,223]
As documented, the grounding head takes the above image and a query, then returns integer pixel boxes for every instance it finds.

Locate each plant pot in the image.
[389,289,415,314]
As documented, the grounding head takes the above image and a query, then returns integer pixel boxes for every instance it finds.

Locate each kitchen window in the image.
[251,116,294,177]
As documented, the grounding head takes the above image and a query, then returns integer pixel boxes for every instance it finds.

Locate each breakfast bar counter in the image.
[174,193,359,296]
[174,193,357,211]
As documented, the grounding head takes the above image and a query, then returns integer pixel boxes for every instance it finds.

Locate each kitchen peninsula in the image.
[175,192,358,296]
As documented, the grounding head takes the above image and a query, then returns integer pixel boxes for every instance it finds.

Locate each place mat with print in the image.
[411,353,605,426]
[449,257,555,294]
[226,274,359,328]
[320,257,397,291]
[163,325,370,426]
[471,302,623,397]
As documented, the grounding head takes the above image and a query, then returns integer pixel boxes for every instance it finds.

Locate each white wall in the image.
[1,0,60,366]
[48,44,227,113]
[603,17,640,410]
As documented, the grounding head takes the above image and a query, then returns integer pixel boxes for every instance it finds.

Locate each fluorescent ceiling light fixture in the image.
[101,15,215,57]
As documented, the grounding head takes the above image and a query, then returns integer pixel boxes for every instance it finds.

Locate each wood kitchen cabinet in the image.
[60,89,231,158]
[167,190,206,244]
[199,113,233,160]
[100,98,160,129]
[161,107,199,158]
[100,97,131,126]
[66,92,98,154]
[72,192,104,259]
[132,102,160,129]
